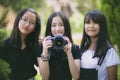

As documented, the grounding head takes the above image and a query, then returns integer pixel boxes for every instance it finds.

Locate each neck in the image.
[89,37,98,50]
[20,34,27,49]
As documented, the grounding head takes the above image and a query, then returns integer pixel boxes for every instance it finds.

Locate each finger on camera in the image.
[64,36,70,42]
[44,36,51,41]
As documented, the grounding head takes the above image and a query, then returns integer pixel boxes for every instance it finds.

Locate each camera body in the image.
[48,34,67,51]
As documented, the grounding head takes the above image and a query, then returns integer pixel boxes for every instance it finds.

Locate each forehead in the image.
[85,14,99,23]
[22,11,36,20]
[52,16,63,23]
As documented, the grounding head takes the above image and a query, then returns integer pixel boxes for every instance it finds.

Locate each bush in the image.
[0,59,11,80]
[0,29,11,80]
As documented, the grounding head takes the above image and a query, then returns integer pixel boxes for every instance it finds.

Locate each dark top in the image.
[0,39,40,80]
[38,44,80,80]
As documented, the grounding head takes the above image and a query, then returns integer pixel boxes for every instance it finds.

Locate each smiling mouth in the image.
[55,32,62,34]
[88,30,96,31]
[22,28,29,31]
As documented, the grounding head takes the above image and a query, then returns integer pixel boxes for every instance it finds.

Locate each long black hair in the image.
[80,10,113,58]
[9,8,41,48]
[45,11,73,43]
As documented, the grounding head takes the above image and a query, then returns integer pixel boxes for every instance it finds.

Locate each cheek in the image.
[32,26,35,31]
[62,27,65,34]
[59,25,65,31]
[61,26,64,30]
[84,26,88,33]
[51,27,55,35]
[51,27,54,32]
[18,22,22,31]
[29,26,35,32]
[96,25,100,33]
[96,28,100,35]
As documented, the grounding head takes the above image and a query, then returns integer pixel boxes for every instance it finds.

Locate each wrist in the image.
[41,53,49,61]
[42,52,48,56]
[66,52,72,57]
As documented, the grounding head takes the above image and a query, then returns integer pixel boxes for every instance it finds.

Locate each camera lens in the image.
[48,34,67,50]
[55,39,63,47]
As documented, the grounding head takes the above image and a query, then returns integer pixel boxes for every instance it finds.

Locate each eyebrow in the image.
[22,16,36,22]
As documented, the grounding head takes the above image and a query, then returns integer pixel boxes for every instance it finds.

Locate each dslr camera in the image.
[48,34,67,50]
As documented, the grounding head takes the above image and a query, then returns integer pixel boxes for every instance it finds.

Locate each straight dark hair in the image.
[9,8,41,49]
[45,11,73,43]
[80,10,113,58]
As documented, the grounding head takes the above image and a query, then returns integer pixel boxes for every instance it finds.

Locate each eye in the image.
[22,18,28,22]
[59,24,64,26]
[30,21,35,25]
[52,24,56,27]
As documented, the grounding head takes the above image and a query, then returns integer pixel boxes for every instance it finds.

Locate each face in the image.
[18,11,36,36]
[85,19,100,38]
[51,16,65,36]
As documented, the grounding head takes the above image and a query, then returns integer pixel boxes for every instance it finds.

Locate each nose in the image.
[25,21,30,26]
[56,25,60,30]
[89,23,94,27]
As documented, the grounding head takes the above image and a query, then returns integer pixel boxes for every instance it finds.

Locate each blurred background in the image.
[0,0,120,80]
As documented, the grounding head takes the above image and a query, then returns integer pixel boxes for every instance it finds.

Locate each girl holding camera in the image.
[37,11,80,80]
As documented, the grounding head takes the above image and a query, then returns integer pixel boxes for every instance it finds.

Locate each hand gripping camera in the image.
[48,34,67,51]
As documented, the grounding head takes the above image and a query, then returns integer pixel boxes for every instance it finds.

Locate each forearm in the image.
[37,58,50,80]
[67,53,80,80]
[107,65,118,80]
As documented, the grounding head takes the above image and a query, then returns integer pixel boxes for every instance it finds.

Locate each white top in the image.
[80,48,120,80]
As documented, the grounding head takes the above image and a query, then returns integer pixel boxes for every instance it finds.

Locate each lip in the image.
[22,27,29,31]
[55,32,62,34]
[88,30,96,31]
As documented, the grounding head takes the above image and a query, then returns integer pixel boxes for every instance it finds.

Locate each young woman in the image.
[79,10,120,80]
[37,11,80,80]
[0,8,41,80]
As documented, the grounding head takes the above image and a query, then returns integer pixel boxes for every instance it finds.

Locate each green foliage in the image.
[101,0,120,54]
[76,0,101,14]
[35,73,42,80]
[0,0,41,13]
[114,6,120,22]
[70,13,84,33]
[118,66,120,80]
[0,4,11,79]
[0,29,8,42]
[0,9,9,28]
[0,59,11,80]
[0,7,9,42]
